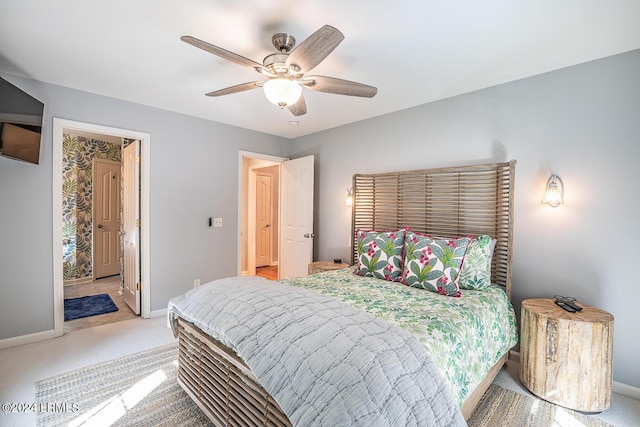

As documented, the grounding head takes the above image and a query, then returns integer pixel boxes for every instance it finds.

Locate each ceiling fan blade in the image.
[302,76,377,97]
[181,36,266,73]
[205,81,263,97]
[288,94,307,116]
[286,25,344,73]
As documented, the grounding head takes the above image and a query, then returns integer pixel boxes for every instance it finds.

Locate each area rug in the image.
[63,293,119,321]
[35,344,209,426]
[35,344,613,427]
[468,384,613,427]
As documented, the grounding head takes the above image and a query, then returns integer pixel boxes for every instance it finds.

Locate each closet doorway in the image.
[238,151,315,280]
[240,152,283,279]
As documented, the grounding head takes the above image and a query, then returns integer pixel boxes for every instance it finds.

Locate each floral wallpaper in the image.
[62,134,121,280]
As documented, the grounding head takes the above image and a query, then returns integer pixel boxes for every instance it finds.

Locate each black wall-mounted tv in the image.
[0,76,44,165]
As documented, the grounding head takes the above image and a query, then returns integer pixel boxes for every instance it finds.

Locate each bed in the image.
[168,160,517,426]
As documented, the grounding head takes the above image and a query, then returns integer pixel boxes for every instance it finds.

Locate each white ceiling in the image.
[1,1,639,139]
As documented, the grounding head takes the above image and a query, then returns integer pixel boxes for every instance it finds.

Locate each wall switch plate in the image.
[194,279,200,289]
[213,217,223,227]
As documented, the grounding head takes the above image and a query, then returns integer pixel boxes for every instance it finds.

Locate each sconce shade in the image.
[263,78,302,108]
[541,175,564,207]
[345,187,353,207]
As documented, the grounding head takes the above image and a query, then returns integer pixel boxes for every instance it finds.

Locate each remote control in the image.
[563,301,583,312]
[555,300,576,312]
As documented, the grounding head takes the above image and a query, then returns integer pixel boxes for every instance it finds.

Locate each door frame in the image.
[122,140,141,314]
[255,171,274,268]
[52,118,151,337]
[238,151,286,277]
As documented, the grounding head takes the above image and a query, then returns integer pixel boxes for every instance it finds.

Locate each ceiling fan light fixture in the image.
[182,25,375,116]
[263,78,302,108]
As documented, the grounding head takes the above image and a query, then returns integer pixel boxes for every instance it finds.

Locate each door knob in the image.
[98,224,105,229]
[303,233,315,238]
[266,224,270,227]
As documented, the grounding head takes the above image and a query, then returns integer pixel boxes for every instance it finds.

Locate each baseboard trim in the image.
[613,381,640,400]
[148,308,167,319]
[0,329,56,350]
[64,277,94,286]
[508,351,640,400]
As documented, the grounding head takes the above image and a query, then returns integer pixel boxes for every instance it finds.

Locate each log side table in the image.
[519,298,614,412]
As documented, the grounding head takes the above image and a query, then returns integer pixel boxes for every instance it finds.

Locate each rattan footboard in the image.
[176,317,291,427]
[176,315,507,424]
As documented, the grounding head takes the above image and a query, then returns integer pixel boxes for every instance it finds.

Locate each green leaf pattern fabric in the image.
[279,268,518,407]
[458,235,494,290]
[355,229,405,282]
[402,232,471,297]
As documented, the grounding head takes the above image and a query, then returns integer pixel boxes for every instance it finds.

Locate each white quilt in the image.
[168,276,465,427]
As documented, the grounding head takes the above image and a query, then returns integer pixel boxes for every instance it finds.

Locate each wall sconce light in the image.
[541,175,564,207]
[345,187,353,207]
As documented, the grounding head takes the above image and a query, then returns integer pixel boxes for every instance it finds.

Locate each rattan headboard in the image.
[351,160,516,298]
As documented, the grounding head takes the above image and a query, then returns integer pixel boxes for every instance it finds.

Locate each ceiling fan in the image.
[181,25,377,116]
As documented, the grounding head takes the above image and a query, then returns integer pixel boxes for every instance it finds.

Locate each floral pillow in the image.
[355,229,405,282]
[458,235,496,290]
[402,231,471,297]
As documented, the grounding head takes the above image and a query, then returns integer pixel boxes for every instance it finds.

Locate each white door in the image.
[256,173,272,268]
[280,155,314,278]
[123,141,141,314]
[94,159,121,278]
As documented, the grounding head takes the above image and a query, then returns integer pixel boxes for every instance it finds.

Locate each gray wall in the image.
[289,49,640,388]
[0,75,289,339]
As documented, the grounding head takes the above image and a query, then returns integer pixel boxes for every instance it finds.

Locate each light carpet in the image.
[35,344,612,426]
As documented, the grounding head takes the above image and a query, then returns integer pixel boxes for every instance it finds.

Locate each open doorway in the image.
[239,152,284,279]
[255,166,279,280]
[52,119,151,337]
[60,130,136,332]
[238,151,315,280]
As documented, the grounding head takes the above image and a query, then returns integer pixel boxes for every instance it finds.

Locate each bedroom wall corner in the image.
[288,49,640,390]
[0,73,291,343]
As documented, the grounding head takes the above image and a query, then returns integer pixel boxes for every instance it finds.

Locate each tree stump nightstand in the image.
[519,298,614,412]
[308,261,350,275]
